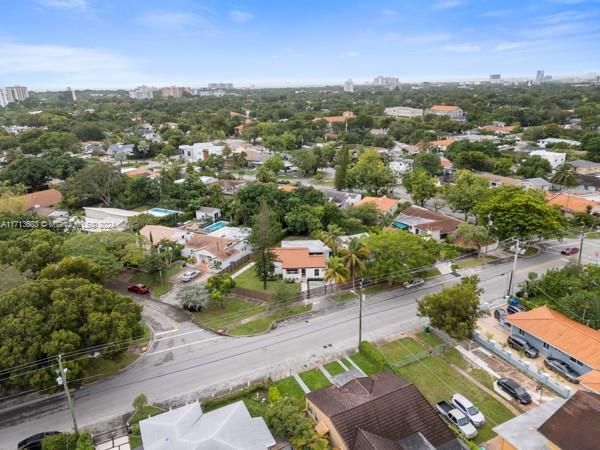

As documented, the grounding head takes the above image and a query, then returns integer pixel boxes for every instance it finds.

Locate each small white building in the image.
[82,207,140,232]
[389,159,413,177]
[384,106,424,118]
[537,138,581,148]
[196,207,221,222]
[107,143,134,158]
[179,142,225,163]
[530,150,566,169]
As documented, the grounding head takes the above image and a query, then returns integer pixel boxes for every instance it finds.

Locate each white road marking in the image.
[146,337,223,356]
[154,329,179,336]
[153,329,211,342]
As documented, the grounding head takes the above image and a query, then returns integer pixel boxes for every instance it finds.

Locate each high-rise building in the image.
[489,74,501,84]
[343,79,354,93]
[372,75,399,87]
[4,86,29,102]
[208,83,233,89]
[536,70,545,83]
[129,85,155,100]
[59,86,77,102]
[0,89,9,108]
[159,86,189,98]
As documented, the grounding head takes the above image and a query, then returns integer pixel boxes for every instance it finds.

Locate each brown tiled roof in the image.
[430,105,461,112]
[428,138,454,148]
[17,189,62,211]
[578,370,600,394]
[140,225,186,244]
[187,234,238,260]
[399,206,462,234]
[307,372,458,449]
[507,306,600,370]
[547,192,600,214]
[272,247,326,269]
[538,391,600,450]
[479,172,521,186]
[353,429,400,450]
[356,196,398,214]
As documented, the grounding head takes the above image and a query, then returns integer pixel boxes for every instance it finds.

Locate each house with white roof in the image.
[139,400,275,450]
[179,142,225,163]
[530,150,566,169]
[82,207,140,232]
[107,143,135,158]
[537,138,581,148]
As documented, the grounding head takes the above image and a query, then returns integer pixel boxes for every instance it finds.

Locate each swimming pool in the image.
[147,207,180,217]
[203,220,229,233]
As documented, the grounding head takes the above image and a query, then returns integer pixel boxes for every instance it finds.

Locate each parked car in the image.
[451,394,486,427]
[18,432,61,450]
[403,278,424,289]
[181,270,200,282]
[544,357,580,384]
[507,335,539,358]
[497,378,532,404]
[507,304,526,315]
[509,244,527,255]
[561,247,579,256]
[128,284,150,295]
[436,401,478,439]
[494,308,508,323]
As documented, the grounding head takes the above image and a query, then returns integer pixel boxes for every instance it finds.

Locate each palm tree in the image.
[316,224,343,256]
[551,163,578,188]
[324,256,349,292]
[340,237,369,288]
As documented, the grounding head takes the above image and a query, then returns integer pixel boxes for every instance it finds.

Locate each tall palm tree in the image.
[551,163,578,188]
[340,237,369,288]
[324,256,349,292]
[316,224,343,256]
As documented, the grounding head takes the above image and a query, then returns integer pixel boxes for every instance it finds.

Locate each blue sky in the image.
[1,0,599,88]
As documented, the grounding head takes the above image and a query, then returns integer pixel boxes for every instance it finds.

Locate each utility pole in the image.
[57,354,78,434]
[578,223,585,265]
[358,279,364,348]
[507,239,522,296]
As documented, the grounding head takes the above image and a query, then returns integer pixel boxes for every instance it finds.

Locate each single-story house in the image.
[393,206,462,240]
[140,400,275,450]
[140,225,189,245]
[479,172,521,188]
[82,207,140,232]
[196,207,221,222]
[493,391,599,450]
[389,159,413,176]
[323,189,362,208]
[16,188,63,212]
[520,177,553,191]
[107,143,134,158]
[207,226,251,242]
[480,124,515,135]
[425,138,454,152]
[185,233,251,272]
[179,142,225,163]
[272,247,326,282]
[122,168,160,179]
[281,239,330,259]
[546,192,600,215]
[216,179,248,196]
[81,141,104,154]
[570,159,600,175]
[530,150,566,169]
[355,196,398,215]
[278,184,297,193]
[306,372,464,450]
[537,138,581,148]
[507,306,600,392]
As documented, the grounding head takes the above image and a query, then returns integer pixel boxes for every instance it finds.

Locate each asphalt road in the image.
[0,239,591,448]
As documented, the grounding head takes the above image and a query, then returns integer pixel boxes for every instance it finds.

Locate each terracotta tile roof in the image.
[356,196,399,214]
[186,234,239,260]
[578,370,600,394]
[140,225,186,244]
[480,125,515,134]
[278,184,297,193]
[428,138,454,148]
[124,168,158,178]
[430,105,461,112]
[396,206,462,234]
[479,172,521,186]
[17,189,62,211]
[546,192,600,214]
[538,391,600,450]
[506,306,600,369]
[306,372,459,449]
[272,247,326,269]
[440,157,453,169]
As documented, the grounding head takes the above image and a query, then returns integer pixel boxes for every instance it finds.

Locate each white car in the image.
[403,278,425,289]
[181,270,200,282]
[451,393,486,428]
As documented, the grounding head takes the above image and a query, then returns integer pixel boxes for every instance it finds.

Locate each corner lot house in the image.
[507,306,600,393]
[140,400,275,450]
[306,372,464,450]
[272,247,326,282]
[393,206,462,240]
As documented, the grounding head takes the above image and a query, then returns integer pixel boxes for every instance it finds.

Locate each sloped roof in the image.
[140,225,186,244]
[187,234,239,260]
[538,391,600,450]
[395,206,462,234]
[576,370,600,394]
[506,306,600,369]
[547,192,600,214]
[17,189,62,211]
[307,372,460,449]
[430,105,461,112]
[272,247,326,269]
[356,196,398,214]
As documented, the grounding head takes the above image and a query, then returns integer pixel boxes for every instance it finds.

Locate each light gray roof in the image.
[198,207,221,214]
[281,239,329,253]
[521,177,552,187]
[394,214,435,227]
[140,401,275,450]
[571,159,599,168]
[493,398,566,450]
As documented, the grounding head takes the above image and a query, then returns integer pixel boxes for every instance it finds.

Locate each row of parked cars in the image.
[436,394,485,439]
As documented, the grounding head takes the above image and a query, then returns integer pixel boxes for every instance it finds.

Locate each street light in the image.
[57,354,78,434]
[350,279,365,349]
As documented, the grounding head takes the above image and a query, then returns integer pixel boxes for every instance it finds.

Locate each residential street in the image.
[0,240,588,449]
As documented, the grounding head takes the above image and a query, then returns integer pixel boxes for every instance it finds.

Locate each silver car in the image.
[451,393,486,427]
[181,270,200,282]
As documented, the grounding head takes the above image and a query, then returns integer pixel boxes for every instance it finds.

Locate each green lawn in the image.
[0,265,25,295]
[324,361,346,376]
[586,231,600,239]
[347,353,380,375]
[332,291,355,302]
[130,264,182,297]
[418,267,442,278]
[379,338,428,365]
[193,297,266,330]
[228,305,311,336]
[299,368,331,391]
[455,256,497,269]
[234,269,300,300]
[416,331,444,348]
[273,376,306,400]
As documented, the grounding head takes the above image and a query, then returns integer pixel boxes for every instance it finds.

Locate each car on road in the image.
[507,303,526,315]
[544,357,580,384]
[494,308,508,323]
[403,278,424,289]
[18,431,61,450]
[436,400,478,439]
[561,247,579,256]
[507,335,539,358]
[128,283,150,295]
[497,378,532,404]
[181,270,200,282]
[451,393,486,427]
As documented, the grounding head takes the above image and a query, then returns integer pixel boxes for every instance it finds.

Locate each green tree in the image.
[402,168,437,206]
[516,155,552,178]
[256,165,277,183]
[417,275,482,340]
[263,156,285,175]
[284,205,322,235]
[347,149,395,196]
[0,228,64,274]
[443,170,490,220]
[413,152,442,176]
[61,161,125,207]
[292,148,319,176]
[334,146,350,190]
[39,256,105,283]
[551,163,578,187]
[42,432,94,450]
[156,239,183,266]
[264,398,329,449]
[177,283,211,311]
[340,237,369,288]
[206,273,236,309]
[2,157,51,191]
[454,224,491,256]
[315,224,343,256]
[475,185,565,240]
[250,201,282,289]
[324,256,349,291]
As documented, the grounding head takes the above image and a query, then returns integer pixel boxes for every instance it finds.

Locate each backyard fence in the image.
[472,331,572,398]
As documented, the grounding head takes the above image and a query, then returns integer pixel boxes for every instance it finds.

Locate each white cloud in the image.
[494,42,522,50]
[443,43,480,52]
[536,10,591,24]
[229,10,254,23]
[432,0,464,10]
[39,0,88,9]
[138,11,201,29]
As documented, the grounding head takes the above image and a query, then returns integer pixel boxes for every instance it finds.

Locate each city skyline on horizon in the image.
[1,0,599,89]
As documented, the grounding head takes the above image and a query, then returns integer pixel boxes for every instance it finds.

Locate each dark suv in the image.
[507,335,539,358]
[507,304,526,314]
[497,378,532,404]
[18,432,60,450]
[544,357,580,384]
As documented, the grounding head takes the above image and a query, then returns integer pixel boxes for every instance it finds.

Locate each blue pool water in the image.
[203,220,229,232]
[147,207,179,217]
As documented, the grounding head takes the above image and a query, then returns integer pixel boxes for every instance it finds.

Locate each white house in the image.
[272,247,326,282]
[383,106,424,118]
[323,189,362,208]
[82,207,140,232]
[427,105,465,122]
[208,226,251,242]
[139,401,275,450]
[281,239,330,259]
[389,159,413,177]
[179,142,225,163]
[530,149,566,169]
[196,207,221,222]
[537,138,581,148]
[107,143,134,158]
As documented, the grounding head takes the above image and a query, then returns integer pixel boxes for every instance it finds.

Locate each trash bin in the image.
[423,325,430,333]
